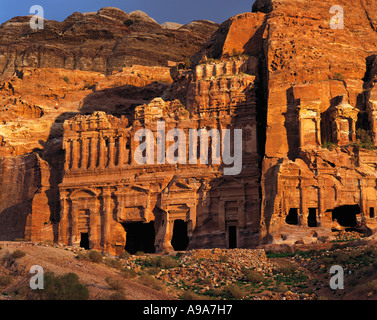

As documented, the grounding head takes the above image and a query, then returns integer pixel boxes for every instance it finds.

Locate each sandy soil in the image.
[0,241,175,300]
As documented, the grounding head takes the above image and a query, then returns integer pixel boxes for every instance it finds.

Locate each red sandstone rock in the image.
[3,1,377,255]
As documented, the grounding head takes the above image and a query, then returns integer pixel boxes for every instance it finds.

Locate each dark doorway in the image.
[308,208,317,227]
[370,207,375,218]
[80,233,90,250]
[286,208,299,225]
[171,220,189,251]
[332,205,360,228]
[123,222,155,254]
[228,226,237,249]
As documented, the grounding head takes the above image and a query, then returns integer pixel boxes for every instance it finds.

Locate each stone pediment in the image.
[163,177,199,194]
[114,185,149,196]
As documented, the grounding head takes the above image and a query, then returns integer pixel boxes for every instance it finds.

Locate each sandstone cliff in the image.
[0,7,218,77]
[3,1,377,253]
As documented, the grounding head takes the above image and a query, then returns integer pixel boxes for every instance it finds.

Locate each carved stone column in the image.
[58,189,69,245]
[81,136,89,169]
[317,180,325,227]
[89,136,98,169]
[118,135,124,167]
[98,136,106,169]
[108,136,115,168]
[63,140,71,171]
[71,138,79,170]
[299,181,308,227]
[102,187,112,250]
[359,179,366,220]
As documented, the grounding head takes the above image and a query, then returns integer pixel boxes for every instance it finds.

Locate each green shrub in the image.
[222,269,232,277]
[62,76,70,84]
[146,267,161,275]
[275,282,288,292]
[354,279,377,295]
[108,291,128,300]
[243,269,264,284]
[12,250,26,260]
[219,255,229,263]
[119,251,131,259]
[105,277,124,291]
[76,253,89,261]
[87,250,103,263]
[354,129,375,150]
[144,256,179,269]
[139,274,165,291]
[104,258,123,270]
[224,285,246,299]
[278,263,298,275]
[322,141,337,150]
[180,290,206,300]
[41,272,89,300]
[121,268,137,280]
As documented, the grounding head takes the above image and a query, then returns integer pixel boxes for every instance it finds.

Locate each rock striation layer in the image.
[0,7,218,77]
[3,1,377,254]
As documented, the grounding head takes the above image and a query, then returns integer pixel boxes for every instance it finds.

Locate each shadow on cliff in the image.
[79,82,169,120]
[30,82,168,242]
[283,87,300,161]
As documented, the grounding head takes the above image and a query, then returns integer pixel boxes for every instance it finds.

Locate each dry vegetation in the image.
[1,234,377,300]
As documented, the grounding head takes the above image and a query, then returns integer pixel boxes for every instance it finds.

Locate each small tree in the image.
[41,272,89,300]
[355,128,375,150]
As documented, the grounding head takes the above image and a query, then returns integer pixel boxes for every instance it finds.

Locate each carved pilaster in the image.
[89,136,98,169]
[71,139,79,170]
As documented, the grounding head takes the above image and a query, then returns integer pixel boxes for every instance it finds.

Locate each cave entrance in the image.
[80,233,90,250]
[370,207,375,218]
[308,208,318,227]
[228,226,237,249]
[171,220,189,251]
[286,208,299,225]
[123,222,155,254]
[332,205,360,228]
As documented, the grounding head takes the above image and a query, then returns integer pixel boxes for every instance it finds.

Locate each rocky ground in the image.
[0,231,376,300]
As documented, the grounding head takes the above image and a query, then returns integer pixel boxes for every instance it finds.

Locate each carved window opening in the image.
[286,208,298,225]
[80,233,90,250]
[370,207,375,218]
[124,222,155,254]
[308,208,318,227]
[171,220,189,251]
[332,205,360,228]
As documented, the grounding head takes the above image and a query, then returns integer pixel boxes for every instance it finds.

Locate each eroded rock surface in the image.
[3,1,377,254]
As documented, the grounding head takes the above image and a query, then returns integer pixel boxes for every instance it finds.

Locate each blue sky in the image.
[0,0,255,25]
